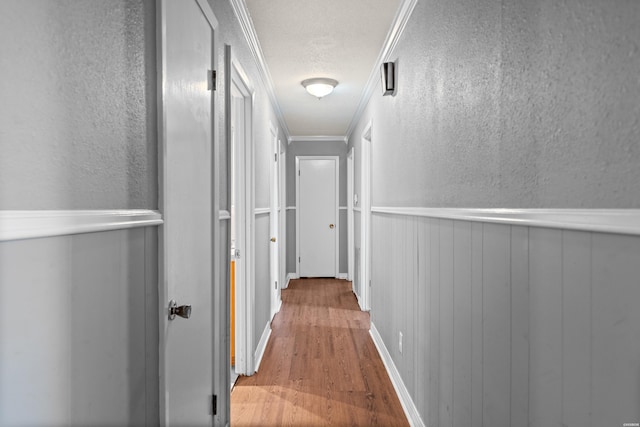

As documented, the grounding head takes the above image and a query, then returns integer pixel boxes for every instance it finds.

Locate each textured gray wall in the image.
[349,0,640,209]
[286,140,348,274]
[0,0,157,209]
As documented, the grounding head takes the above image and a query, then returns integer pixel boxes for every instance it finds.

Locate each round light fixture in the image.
[301,78,338,99]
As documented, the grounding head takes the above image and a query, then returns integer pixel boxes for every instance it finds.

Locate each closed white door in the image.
[297,157,338,277]
[158,0,217,425]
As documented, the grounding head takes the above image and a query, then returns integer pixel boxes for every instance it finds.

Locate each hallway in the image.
[231,279,408,426]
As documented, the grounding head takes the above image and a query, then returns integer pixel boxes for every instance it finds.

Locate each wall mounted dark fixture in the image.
[381,61,395,96]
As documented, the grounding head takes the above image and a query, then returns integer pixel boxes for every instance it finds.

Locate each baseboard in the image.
[286,273,299,288]
[254,322,271,372]
[355,291,365,311]
[370,322,424,427]
[336,273,348,280]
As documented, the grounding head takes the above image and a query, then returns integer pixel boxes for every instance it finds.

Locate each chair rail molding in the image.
[371,207,640,236]
[0,210,163,242]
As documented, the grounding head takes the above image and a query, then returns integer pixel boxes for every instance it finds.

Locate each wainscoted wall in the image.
[371,209,640,427]
[254,211,271,355]
[0,220,159,425]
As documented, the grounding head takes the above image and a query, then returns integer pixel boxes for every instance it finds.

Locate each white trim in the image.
[288,135,348,144]
[372,207,640,236]
[286,206,296,211]
[345,0,418,140]
[285,273,299,288]
[0,210,163,242]
[226,45,256,377]
[228,0,290,140]
[354,207,362,213]
[360,121,372,311]
[337,273,348,280]
[254,207,270,216]
[347,147,355,282]
[219,210,230,220]
[253,322,271,372]
[370,323,425,427]
[339,206,347,211]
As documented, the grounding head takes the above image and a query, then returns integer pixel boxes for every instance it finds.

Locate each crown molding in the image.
[288,135,348,144]
[345,0,418,141]
[229,0,290,140]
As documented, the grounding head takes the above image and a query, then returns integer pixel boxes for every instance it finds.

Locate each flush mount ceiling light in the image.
[301,78,338,99]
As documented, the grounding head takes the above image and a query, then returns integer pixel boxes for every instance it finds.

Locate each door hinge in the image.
[208,69,217,91]
[275,153,278,162]
[212,394,217,415]
[298,170,300,176]
[275,280,278,289]
[298,257,301,263]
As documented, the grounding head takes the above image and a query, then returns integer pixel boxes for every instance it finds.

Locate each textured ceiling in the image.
[245,0,402,138]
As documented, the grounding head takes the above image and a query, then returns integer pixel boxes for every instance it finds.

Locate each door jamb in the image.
[278,142,287,291]
[295,155,340,278]
[347,147,354,283]
[361,121,372,311]
[225,47,255,376]
[269,122,281,319]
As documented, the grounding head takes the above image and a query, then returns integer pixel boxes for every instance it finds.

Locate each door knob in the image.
[329,224,335,229]
[270,237,276,242]
[168,300,192,320]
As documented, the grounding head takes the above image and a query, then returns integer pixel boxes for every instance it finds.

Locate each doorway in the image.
[296,156,339,278]
[347,147,354,284]
[360,122,372,311]
[269,123,281,319]
[226,47,255,377]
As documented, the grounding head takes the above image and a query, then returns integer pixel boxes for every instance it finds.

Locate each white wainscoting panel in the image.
[370,209,640,427]
[0,227,159,425]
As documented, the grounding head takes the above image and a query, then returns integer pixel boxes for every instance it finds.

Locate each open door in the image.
[157,0,219,424]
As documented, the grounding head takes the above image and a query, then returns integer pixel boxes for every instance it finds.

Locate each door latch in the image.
[168,300,192,320]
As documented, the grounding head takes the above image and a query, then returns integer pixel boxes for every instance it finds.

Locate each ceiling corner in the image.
[229,0,291,141]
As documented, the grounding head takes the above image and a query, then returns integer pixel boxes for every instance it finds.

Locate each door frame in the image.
[278,141,286,292]
[269,122,281,319]
[360,121,372,311]
[347,147,354,283]
[295,155,340,278]
[225,47,255,376]
[157,0,221,424]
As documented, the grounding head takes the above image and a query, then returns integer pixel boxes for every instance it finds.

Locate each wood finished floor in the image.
[230,278,409,427]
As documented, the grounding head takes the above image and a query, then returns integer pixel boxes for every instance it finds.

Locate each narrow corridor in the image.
[231,279,408,426]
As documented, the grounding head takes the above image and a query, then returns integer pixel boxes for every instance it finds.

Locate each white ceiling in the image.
[244,0,402,138]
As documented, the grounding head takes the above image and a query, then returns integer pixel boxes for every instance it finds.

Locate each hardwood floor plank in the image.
[231,278,409,426]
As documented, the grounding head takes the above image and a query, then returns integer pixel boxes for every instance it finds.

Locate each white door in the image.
[158,0,217,425]
[269,127,280,317]
[297,157,339,277]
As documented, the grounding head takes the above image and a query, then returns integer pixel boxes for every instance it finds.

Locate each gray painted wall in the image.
[0,1,160,425]
[348,0,640,425]
[286,140,348,275]
[349,0,640,209]
[0,0,157,209]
